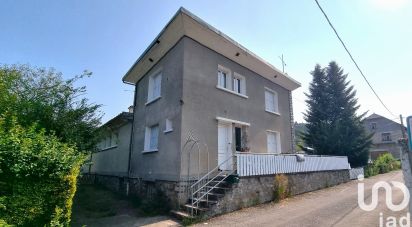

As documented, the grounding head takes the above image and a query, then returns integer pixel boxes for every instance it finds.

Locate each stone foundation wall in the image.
[79,174,180,209]
[208,169,350,217]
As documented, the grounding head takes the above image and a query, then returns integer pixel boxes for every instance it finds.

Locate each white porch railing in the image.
[236,153,351,177]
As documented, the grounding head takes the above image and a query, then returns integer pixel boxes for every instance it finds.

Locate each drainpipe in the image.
[126,81,137,196]
[289,91,296,153]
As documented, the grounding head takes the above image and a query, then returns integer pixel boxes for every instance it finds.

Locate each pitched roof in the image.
[122,7,301,91]
[101,112,133,129]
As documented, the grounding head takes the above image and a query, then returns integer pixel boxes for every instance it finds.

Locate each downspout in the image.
[125,80,137,195]
[289,91,296,153]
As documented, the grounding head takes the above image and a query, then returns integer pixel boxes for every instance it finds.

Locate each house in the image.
[363,113,404,160]
[86,7,351,218]
[87,108,133,177]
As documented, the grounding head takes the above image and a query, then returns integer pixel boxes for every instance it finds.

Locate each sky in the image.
[1,0,411,124]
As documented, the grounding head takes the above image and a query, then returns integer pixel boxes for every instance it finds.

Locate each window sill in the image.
[145,96,161,106]
[164,129,173,134]
[98,145,118,152]
[216,86,248,99]
[142,149,158,154]
[265,110,281,116]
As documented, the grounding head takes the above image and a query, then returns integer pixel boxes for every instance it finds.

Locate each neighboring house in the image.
[363,113,404,160]
[88,109,133,176]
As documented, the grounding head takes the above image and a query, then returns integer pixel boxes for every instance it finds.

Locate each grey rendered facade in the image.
[363,113,403,160]
[88,112,133,176]
[126,8,300,182]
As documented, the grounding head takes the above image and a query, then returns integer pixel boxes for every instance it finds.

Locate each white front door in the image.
[218,123,233,170]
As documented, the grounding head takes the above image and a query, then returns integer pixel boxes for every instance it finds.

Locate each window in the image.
[371,122,377,130]
[98,132,119,151]
[147,71,162,103]
[382,132,392,142]
[232,73,246,95]
[267,131,281,154]
[216,66,248,98]
[218,68,229,89]
[164,119,173,133]
[233,77,240,93]
[265,88,279,114]
[144,125,159,152]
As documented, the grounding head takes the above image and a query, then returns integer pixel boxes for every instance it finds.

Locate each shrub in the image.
[0,116,85,226]
[364,153,400,178]
[273,174,289,202]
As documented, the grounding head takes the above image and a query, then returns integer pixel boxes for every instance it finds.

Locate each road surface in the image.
[195,171,409,227]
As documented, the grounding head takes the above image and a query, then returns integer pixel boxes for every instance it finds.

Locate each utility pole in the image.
[399,114,412,213]
[400,114,407,138]
[279,54,286,73]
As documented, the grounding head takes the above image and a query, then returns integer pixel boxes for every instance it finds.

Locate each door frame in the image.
[218,122,233,170]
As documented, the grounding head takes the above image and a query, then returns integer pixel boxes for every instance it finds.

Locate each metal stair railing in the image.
[188,154,236,216]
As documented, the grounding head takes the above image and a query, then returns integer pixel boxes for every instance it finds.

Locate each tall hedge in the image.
[0,116,85,226]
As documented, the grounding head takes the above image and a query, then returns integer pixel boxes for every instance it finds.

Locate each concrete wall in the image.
[363,117,402,159]
[208,170,350,217]
[181,37,293,178]
[88,123,131,176]
[129,38,184,181]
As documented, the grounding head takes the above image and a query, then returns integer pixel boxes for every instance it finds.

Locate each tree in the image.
[0,64,102,152]
[303,61,372,167]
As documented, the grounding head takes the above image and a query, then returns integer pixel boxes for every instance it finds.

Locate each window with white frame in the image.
[381,132,392,142]
[265,88,279,114]
[267,131,281,154]
[217,67,229,89]
[147,71,162,103]
[144,125,159,151]
[164,119,173,133]
[98,132,119,150]
[232,73,246,95]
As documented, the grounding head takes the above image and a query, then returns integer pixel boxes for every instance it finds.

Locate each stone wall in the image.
[79,174,180,209]
[207,169,350,217]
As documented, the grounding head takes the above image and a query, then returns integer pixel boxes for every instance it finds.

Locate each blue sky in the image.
[1,0,411,123]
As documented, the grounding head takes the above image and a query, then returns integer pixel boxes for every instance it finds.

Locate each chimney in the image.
[128,105,134,113]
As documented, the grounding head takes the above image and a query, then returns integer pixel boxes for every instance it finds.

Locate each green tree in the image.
[0,64,102,152]
[303,62,372,167]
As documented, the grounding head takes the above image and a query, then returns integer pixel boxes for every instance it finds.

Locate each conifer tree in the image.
[303,61,372,167]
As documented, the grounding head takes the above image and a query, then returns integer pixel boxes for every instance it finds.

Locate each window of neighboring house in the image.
[144,124,159,152]
[147,71,162,103]
[382,132,392,142]
[371,122,377,130]
[164,119,173,133]
[112,132,119,146]
[217,67,229,89]
[265,88,279,114]
[267,131,281,154]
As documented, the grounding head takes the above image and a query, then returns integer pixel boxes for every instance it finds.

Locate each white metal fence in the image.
[236,153,351,177]
[349,167,364,180]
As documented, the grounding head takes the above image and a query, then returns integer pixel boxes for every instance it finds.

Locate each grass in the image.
[72,185,136,219]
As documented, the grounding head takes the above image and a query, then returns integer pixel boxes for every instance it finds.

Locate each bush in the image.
[364,153,400,178]
[0,116,85,226]
[273,174,289,202]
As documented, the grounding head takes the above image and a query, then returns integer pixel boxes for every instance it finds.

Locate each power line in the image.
[313,0,396,118]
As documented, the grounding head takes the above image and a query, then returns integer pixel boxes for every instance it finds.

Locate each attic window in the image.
[371,122,377,130]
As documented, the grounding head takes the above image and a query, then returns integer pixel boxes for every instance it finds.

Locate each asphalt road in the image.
[194,171,409,227]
